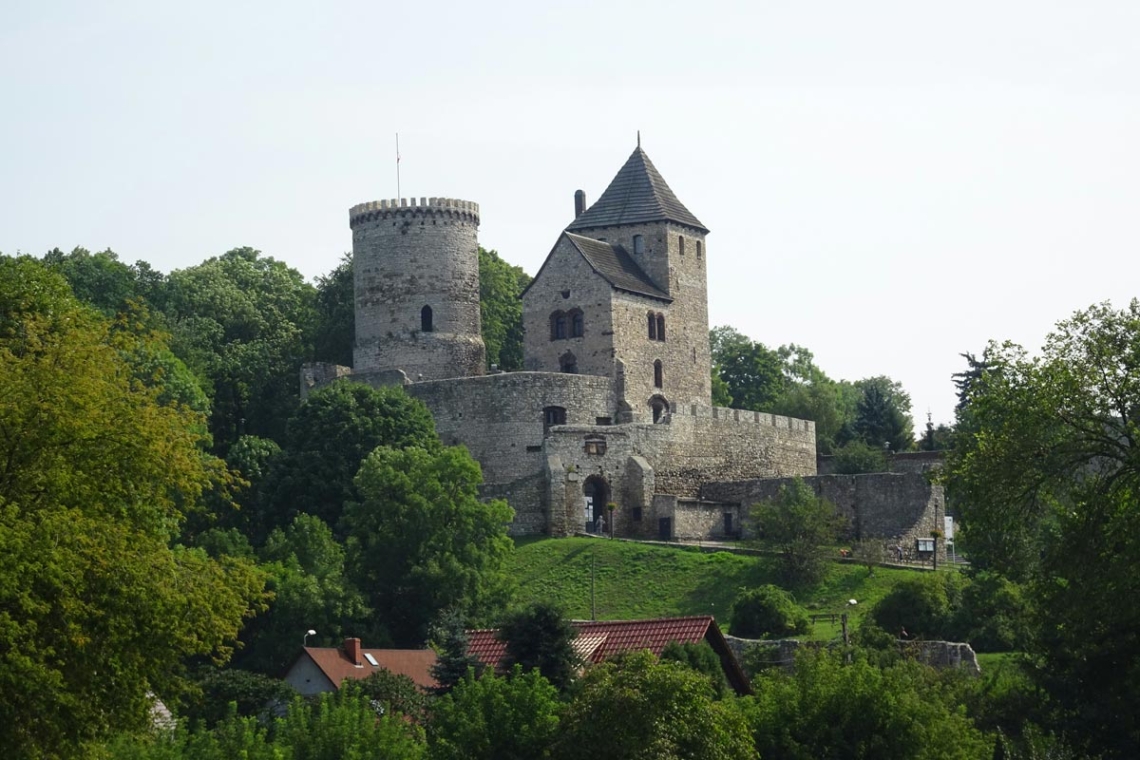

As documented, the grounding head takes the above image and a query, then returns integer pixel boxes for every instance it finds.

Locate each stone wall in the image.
[724,636,979,675]
[406,372,614,535]
[350,197,485,380]
[816,450,945,475]
[701,472,945,560]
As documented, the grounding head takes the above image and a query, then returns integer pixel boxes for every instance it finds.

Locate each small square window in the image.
[584,438,607,455]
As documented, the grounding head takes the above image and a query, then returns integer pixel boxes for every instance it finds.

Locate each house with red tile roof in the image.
[284,637,438,696]
[466,616,750,695]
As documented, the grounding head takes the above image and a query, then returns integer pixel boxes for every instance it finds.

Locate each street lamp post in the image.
[303,629,316,647]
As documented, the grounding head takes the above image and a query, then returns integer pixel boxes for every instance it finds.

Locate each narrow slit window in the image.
[656,314,666,342]
[648,312,657,340]
[654,360,663,388]
[421,305,433,332]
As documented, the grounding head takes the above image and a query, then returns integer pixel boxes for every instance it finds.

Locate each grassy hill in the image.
[508,537,929,641]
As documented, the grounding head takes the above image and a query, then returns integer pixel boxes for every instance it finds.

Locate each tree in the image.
[179,668,297,729]
[0,257,267,758]
[479,247,530,371]
[162,247,317,451]
[659,641,732,700]
[851,376,914,452]
[344,445,515,646]
[262,382,439,540]
[41,246,163,316]
[271,691,427,760]
[709,326,786,411]
[740,650,990,760]
[730,585,811,639]
[428,667,561,760]
[748,478,845,588]
[553,651,754,760]
[313,252,355,367]
[498,602,580,691]
[429,609,483,693]
[233,514,368,675]
[349,669,430,722]
[948,300,1140,758]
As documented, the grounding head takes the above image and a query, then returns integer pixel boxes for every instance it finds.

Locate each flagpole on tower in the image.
[396,133,401,200]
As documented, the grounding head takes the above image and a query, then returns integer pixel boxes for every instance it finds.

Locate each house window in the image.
[647,312,657,340]
[654,360,663,389]
[679,235,685,255]
[560,352,578,374]
[584,437,607,455]
[550,311,566,340]
[633,234,645,254]
[656,314,665,342]
[421,305,433,332]
[570,309,584,338]
[543,406,567,430]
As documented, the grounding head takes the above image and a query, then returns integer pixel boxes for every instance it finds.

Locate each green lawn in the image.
[508,537,928,641]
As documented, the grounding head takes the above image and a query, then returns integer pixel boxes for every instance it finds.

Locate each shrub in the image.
[730,585,811,639]
[870,573,964,640]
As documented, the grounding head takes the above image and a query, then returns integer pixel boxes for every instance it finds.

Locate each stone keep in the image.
[349,197,486,380]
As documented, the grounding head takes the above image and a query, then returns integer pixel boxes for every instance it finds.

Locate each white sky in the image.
[3,1,1139,429]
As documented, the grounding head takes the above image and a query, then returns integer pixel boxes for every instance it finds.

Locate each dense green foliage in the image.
[345,445,515,646]
[742,650,992,760]
[659,641,732,699]
[0,258,267,758]
[498,602,581,691]
[555,651,754,760]
[263,382,439,539]
[748,478,846,588]
[709,326,916,453]
[949,300,1140,757]
[730,585,811,638]
[428,666,561,760]
[478,247,530,371]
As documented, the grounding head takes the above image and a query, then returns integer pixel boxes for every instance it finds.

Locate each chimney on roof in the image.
[574,189,586,219]
[344,637,363,666]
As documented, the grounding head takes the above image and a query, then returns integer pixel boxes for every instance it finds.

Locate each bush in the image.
[832,441,889,474]
[731,585,811,639]
[870,573,964,640]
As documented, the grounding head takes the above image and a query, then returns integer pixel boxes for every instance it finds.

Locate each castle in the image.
[303,145,943,552]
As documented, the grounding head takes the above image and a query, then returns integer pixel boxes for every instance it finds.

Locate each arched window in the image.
[570,309,584,338]
[550,311,566,341]
[421,305,433,332]
[656,314,666,342]
[633,234,645,255]
[679,235,685,255]
[560,351,578,374]
[654,360,663,388]
[651,397,667,423]
[648,312,657,340]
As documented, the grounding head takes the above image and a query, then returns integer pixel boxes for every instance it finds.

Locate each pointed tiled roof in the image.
[567,148,707,233]
[564,233,671,301]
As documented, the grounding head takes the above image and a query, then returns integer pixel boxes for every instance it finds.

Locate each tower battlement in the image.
[349,197,480,228]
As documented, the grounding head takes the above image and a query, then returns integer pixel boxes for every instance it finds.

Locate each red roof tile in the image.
[300,646,438,690]
[465,616,750,695]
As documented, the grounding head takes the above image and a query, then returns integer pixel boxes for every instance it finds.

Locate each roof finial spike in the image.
[637,130,641,149]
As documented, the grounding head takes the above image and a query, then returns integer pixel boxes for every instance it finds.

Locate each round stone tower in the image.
[349,197,486,380]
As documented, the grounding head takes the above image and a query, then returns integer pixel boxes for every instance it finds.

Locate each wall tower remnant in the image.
[349,197,486,380]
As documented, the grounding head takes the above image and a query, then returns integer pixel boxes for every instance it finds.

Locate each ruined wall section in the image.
[407,372,614,535]
[350,197,485,380]
[702,472,945,559]
[522,236,616,379]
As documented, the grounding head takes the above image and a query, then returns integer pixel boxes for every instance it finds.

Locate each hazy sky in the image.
[4,1,1139,429]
